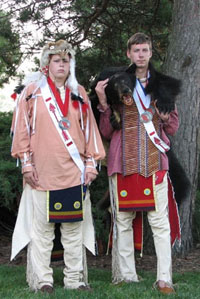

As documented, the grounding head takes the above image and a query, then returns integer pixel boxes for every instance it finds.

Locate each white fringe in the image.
[79,102,84,130]
[26,243,40,291]
[32,96,38,135]
[82,245,88,285]
[67,58,79,96]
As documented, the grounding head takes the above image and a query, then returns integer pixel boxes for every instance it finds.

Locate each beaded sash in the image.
[122,102,160,177]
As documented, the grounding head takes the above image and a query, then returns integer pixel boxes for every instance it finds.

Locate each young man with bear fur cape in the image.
[94,32,181,294]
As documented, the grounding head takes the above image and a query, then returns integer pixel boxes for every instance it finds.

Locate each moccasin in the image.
[40,285,54,294]
[153,281,175,295]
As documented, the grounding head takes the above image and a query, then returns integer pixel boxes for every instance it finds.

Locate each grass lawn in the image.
[0,265,200,298]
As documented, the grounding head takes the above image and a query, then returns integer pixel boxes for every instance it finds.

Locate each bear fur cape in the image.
[90,62,181,127]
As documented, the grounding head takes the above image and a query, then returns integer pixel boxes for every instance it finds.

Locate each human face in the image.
[127,43,152,70]
[48,53,70,84]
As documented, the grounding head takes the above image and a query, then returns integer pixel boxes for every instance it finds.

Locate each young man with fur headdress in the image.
[10,40,105,293]
[95,32,181,294]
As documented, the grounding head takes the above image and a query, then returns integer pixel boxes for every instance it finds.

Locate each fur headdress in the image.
[23,40,79,96]
[40,40,79,95]
[40,40,76,69]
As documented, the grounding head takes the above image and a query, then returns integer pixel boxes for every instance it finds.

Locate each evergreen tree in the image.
[0,0,172,88]
[0,11,21,86]
[0,112,22,212]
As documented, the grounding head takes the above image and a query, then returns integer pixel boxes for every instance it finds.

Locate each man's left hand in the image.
[155,101,170,122]
[156,109,170,122]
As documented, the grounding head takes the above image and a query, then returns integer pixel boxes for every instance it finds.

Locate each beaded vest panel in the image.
[121,102,161,177]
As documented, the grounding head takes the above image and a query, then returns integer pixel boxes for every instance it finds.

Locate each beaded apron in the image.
[121,102,161,178]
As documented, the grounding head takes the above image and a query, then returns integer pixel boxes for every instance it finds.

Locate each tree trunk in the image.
[164,0,200,255]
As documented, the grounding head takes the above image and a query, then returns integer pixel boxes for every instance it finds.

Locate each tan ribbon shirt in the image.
[11,83,105,191]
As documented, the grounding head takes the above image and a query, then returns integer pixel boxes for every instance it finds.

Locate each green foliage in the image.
[19,8,32,22]
[0,11,22,87]
[0,0,173,88]
[0,112,22,212]
[1,265,200,298]
[75,0,173,87]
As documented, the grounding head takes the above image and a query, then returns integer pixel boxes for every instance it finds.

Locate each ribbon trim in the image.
[47,76,70,117]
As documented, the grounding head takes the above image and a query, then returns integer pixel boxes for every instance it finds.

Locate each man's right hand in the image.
[95,78,109,109]
[23,167,39,189]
